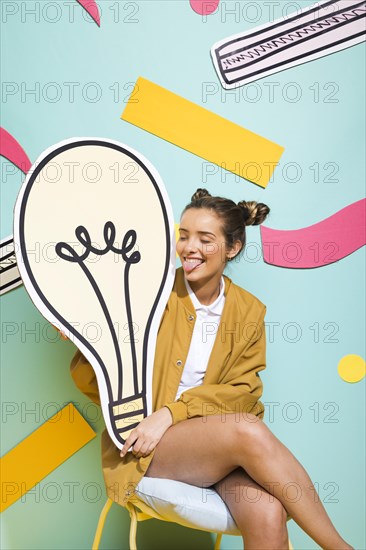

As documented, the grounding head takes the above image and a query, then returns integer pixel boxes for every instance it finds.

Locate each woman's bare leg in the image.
[144,413,353,550]
[213,467,289,549]
[145,415,288,548]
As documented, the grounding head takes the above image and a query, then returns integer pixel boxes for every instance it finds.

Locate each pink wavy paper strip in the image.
[0,128,31,174]
[260,199,366,268]
[190,0,220,15]
[76,0,100,26]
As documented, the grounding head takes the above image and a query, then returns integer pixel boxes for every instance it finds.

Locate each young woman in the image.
[70,189,353,549]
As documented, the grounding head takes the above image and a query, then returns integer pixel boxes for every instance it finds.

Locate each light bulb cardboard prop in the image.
[13,138,176,449]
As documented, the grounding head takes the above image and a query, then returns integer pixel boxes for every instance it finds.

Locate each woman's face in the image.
[176,208,235,285]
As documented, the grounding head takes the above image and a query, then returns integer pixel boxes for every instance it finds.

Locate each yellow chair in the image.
[92,495,294,550]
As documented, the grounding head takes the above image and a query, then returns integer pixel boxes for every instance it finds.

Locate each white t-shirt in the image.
[174,276,225,400]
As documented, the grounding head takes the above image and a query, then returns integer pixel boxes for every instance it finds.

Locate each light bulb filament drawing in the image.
[55,221,145,441]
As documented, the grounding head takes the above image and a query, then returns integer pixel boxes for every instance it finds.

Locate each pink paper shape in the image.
[0,128,31,174]
[190,0,220,15]
[260,199,366,268]
[76,0,100,26]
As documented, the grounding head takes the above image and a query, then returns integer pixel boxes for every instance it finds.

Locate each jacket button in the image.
[176,360,182,366]
[188,315,194,321]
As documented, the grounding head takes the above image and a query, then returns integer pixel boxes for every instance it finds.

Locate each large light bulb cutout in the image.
[13,138,176,449]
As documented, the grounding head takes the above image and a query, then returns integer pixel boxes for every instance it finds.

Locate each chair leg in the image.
[214,533,222,550]
[92,498,113,550]
[128,504,139,550]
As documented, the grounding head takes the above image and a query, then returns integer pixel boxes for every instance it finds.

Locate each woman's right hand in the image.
[51,324,68,340]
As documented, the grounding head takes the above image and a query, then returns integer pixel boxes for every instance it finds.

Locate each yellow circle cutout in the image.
[338,355,366,383]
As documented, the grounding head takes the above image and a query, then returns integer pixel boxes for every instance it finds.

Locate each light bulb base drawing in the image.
[13,137,176,450]
[110,393,146,444]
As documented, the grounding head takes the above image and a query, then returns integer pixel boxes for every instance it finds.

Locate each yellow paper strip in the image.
[0,403,96,512]
[121,77,284,187]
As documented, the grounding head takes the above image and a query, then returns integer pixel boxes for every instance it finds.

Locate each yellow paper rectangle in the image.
[0,403,96,512]
[121,77,284,187]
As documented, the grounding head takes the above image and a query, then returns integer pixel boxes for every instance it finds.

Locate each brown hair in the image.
[182,188,270,261]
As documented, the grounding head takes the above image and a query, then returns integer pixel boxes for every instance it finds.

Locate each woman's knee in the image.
[264,498,288,526]
[233,413,270,450]
[229,484,288,541]
[251,497,289,534]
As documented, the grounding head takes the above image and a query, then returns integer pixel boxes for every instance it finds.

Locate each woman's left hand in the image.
[120,406,173,459]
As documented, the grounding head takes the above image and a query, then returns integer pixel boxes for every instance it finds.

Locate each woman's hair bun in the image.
[237,200,270,226]
[191,188,211,202]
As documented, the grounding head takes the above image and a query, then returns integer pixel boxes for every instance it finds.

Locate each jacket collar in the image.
[174,267,235,383]
[175,267,232,316]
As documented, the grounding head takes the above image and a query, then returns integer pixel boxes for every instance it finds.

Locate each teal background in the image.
[1,1,365,548]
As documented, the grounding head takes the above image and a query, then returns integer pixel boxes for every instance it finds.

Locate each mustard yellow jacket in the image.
[70,267,267,508]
